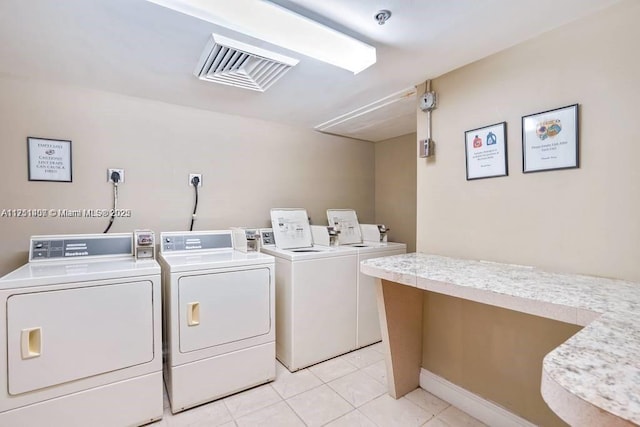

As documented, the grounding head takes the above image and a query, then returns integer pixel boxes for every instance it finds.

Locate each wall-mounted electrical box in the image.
[419,139,432,158]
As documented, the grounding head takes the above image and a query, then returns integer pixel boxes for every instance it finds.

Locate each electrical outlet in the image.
[107,168,125,183]
[189,173,202,187]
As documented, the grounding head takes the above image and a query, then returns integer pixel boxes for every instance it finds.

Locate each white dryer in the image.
[261,209,358,371]
[327,209,407,348]
[159,230,275,413]
[0,233,163,427]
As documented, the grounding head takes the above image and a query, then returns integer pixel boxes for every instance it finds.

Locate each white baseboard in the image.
[420,368,537,427]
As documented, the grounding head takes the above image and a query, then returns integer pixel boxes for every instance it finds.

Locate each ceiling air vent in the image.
[194,33,299,92]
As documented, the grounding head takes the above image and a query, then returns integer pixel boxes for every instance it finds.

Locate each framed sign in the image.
[464,122,508,180]
[522,104,579,173]
[27,137,73,182]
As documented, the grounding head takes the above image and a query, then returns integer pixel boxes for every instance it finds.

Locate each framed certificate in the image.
[464,122,508,180]
[522,104,579,173]
[27,137,73,182]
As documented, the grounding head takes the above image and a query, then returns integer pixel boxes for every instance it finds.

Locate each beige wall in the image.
[423,293,581,426]
[417,0,640,282]
[0,76,374,275]
[374,133,416,251]
[417,1,640,425]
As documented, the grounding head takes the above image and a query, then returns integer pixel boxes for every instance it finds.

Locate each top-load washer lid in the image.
[326,209,363,245]
[351,241,408,252]
[260,243,356,261]
[270,208,313,250]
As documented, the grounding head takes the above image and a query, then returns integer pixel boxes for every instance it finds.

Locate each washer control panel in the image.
[260,229,275,245]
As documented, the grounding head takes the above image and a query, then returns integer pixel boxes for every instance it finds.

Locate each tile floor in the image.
[153,343,486,427]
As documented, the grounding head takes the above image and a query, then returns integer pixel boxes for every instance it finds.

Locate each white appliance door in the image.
[178,268,271,353]
[293,255,357,367]
[7,281,154,395]
[358,249,406,347]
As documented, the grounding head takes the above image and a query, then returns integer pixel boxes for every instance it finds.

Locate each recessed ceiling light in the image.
[147,0,377,74]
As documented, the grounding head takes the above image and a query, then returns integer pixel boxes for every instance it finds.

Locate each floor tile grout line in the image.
[308,359,358,384]
[404,389,453,419]
[276,380,325,401]
[359,362,385,376]
[276,352,384,426]
[280,395,310,426]
[358,406,384,427]
[222,382,284,421]
[233,398,306,426]
[363,373,385,384]
[287,383,356,427]
[305,365,323,383]
[338,354,360,368]
[325,370,386,409]
[401,394,438,414]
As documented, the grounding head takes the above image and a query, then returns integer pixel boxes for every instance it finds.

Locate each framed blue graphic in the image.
[522,104,579,173]
[464,122,508,180]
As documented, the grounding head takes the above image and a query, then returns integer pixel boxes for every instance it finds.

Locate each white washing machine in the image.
[327,209,407,348]
[159,230,275,413]
[0,233,163,426]
[261,209,358,371]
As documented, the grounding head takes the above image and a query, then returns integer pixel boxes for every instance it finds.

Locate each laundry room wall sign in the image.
[522,104,579,173]
[27,137,73,182]
[464,122,508,180]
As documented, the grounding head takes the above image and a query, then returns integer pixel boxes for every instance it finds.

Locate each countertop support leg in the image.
[376,279,423,398]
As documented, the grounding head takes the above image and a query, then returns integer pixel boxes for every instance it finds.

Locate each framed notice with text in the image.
[27,137,73,182]
[464,122,508,180]
[522,104,579,173]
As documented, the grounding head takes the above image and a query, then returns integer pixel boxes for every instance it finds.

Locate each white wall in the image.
[0,75,374,275]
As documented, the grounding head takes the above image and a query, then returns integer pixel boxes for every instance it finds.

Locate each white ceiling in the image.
[0,0,621,141]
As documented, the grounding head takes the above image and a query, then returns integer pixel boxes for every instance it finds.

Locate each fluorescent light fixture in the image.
[146,0,376,74]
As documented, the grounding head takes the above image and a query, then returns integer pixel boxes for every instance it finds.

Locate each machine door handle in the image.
[21,327,42,359]
[187,302,200,326]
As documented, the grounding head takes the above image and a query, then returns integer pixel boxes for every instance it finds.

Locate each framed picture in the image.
[522,104,579,173]
[27,137,73,182]
[464,122,508,180]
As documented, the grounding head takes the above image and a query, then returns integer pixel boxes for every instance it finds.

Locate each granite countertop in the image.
[361,252,640,426]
